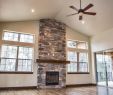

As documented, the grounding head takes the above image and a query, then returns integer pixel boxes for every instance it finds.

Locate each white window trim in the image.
[67,39,89,73]
[0,30,35,73]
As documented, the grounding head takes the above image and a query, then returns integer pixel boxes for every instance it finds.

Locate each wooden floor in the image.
[0,86,113,95]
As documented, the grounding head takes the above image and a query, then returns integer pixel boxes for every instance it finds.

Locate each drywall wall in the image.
[0,21,92,87]
[92,28,113,52]
[91,28,113,83]
[66,27,92,85]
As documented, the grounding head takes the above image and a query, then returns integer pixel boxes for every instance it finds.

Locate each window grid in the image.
[0,45,33,72]
[19,34,34,43]
[67,52,88,73]
[67,40,88,50]
[0,31,34,72]
[67,40,89,73]
[3,31,34,43]
[3,32,19,41]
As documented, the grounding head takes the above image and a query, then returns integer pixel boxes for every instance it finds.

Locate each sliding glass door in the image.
[104,52,113,87]
[95,50,113,87]
[96,52,107,86]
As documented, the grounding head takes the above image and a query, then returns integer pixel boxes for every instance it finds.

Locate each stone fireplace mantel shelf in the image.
[36,59,70,64]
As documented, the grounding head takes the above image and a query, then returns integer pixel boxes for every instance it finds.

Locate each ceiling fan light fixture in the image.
[31,9,35,13]
[81,20,85,24]
[79,12,83,16]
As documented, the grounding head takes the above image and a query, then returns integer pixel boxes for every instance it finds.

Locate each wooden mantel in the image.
[36,59,70,64]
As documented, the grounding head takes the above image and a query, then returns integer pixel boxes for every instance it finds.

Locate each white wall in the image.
[0,21,92,87]
[91,28,113,52]
[91,27,113,83]
[66,27,92,85]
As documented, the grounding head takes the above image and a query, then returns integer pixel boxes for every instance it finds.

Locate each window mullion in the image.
[18,33,21,42]
[15,33,20,71]
[15,46,19,71]
[77,52,79,72]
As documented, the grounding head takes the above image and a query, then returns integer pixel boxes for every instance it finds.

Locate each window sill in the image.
[0,71,33,74]
[67,72,90,74]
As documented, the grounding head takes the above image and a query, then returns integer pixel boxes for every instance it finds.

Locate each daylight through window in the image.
[67,40,89,73]
[0,31,34,72]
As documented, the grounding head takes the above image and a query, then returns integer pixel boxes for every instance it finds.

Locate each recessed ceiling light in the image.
[31,9,35,13]
[81,20,85,24]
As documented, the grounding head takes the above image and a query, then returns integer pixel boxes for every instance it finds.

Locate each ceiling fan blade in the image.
[67,13,78,17]
[83,4,93,12]
[83,12,96,15]
[69,6,78,11]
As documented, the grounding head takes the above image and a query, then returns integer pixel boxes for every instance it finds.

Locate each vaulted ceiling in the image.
[0,0,113,36]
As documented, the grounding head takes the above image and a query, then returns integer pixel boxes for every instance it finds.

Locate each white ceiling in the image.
[0,0,113,36]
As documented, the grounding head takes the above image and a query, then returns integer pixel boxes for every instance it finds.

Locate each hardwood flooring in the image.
[0,86,113,95]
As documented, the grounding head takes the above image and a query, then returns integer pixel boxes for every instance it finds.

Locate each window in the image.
[67,40,76,48]
[67,40,89,73]
[3,32,19,41]
[67,40,88,49]
[20,34,34,43]
[0,45,17,71]
[3,31,34,43]
[18,47,33,71]
[67,52,77,72]
[77,42,88,49]
[79,53,88,72]
[67,52,88,72]
[0,45,33,72]
[0,31,34,73]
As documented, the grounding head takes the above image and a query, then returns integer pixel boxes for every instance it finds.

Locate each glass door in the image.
[95,49,113,87]
[104,51,113,87]
[96,52,107,86]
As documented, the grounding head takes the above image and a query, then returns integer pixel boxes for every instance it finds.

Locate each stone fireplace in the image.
[37,19,68,88]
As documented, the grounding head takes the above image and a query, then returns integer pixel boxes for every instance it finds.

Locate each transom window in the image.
[3,32,19,41]
[20,34,34,43]
[67,40,88,49]
[0,31,34,72]
[67,40,89,73]
[3,31,34,43]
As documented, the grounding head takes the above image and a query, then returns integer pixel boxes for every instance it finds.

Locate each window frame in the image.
[2,30,35,43]
[19,33,34,43]
[0,30,34,74]
[2,31,19,42]
[67,39,88,50]
[67,39,89,74]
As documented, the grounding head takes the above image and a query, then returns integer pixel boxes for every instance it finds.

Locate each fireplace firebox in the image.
[46,71,59,85]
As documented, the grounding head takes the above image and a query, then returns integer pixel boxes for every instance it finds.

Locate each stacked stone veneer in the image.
[37,19,66,88]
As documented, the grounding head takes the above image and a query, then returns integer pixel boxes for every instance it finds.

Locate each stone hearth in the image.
[37,19,66,88]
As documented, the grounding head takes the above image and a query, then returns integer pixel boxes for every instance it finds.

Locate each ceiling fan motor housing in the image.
[78,9,83,13]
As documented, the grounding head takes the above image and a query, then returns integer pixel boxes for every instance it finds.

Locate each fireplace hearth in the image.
[46,71,59,85]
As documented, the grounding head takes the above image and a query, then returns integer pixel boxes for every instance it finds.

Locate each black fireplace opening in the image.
[46,71,59,85]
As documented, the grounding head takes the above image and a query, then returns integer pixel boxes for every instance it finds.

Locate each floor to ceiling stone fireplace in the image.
[37,19,68,88]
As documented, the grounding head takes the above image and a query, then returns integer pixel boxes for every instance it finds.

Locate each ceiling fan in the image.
[67,0,96,20]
